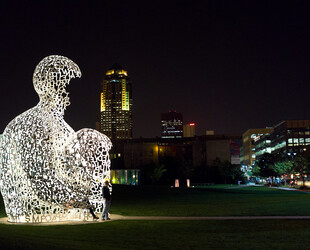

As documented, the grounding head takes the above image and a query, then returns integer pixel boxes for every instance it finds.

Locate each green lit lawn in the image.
[1,185,310,249]
[110,185,310,216]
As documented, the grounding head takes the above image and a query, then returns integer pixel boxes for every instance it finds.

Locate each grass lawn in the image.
[1,220,310,249]
[1,185,310,249]
[110,185,310,216]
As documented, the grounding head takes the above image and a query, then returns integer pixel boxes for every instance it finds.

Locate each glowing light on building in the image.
[175,179,179,187]
[0,55,112,223]
[187,179,190,187]
[122,81,129,111]
[106,69,114,75]
[100,92,105,111]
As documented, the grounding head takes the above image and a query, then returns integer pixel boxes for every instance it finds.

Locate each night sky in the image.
[0,0,309,138]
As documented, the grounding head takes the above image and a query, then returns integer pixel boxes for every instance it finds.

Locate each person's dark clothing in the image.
[103,186,111,200]
[82,197,98,219]
[89,208,97,218]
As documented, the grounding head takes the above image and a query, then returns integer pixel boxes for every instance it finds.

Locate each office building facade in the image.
[241,128,273,166]
[253,133,272,162]
[161,111,183,138]
[270,120,310,156]
[100,64,132,140]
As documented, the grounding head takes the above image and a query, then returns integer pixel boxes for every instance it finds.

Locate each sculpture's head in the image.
[33,55,81,113]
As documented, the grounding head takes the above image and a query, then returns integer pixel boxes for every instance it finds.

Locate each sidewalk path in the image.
[225,184,310,193]
[1,214,310,226]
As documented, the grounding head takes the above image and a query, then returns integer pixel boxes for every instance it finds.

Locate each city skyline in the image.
[0,0,309,138]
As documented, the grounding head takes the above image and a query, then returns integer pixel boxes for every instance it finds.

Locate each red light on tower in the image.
[189,123,195,126]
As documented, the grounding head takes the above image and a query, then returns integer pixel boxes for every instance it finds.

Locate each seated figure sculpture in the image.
[0,55,112,223]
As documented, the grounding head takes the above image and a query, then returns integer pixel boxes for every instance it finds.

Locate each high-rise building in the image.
[100,63,132,140]
[183,123,195,137]
[161,111,183,138]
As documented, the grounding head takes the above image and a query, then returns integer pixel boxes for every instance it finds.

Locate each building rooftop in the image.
[106,63,128,77]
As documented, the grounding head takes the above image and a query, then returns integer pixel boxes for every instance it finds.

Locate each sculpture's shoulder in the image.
[0,107,36,160]
[0,106,49,149]
[2,106,39,137]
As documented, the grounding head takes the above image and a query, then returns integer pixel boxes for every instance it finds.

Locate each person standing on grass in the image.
[102,180,112,220]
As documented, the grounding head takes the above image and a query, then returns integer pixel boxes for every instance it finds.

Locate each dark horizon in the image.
[1,0,309,138]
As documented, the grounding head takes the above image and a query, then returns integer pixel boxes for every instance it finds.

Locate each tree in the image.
[255,153,293,179]
[159,155,194,185]
[150,164,167,184]
[229,164,246,183]
[213,158,245,184]
[250,164,261,177]
[273,160,293,176]
[191,163,218,183]
[217,160,231,184]
[291,156,310,186]
[255,153,277,178]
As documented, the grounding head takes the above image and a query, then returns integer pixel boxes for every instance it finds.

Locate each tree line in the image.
[140,156,246,186]
[251,153,310,186]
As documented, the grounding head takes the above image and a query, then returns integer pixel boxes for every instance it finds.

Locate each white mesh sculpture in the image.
[0,55,112,223]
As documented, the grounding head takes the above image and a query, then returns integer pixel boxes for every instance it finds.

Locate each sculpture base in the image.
[8,208,98,223]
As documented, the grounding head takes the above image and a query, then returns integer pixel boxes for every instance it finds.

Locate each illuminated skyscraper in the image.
[100,64,132,140]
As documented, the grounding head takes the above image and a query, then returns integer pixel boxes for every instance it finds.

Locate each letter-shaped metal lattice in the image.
[0,55,112,223]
